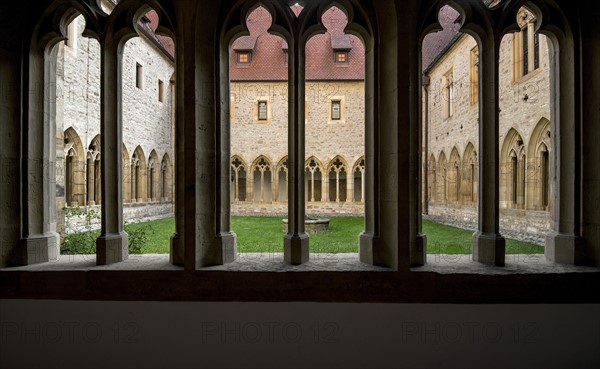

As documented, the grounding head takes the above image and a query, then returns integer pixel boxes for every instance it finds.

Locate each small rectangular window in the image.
[470,47,479,105]
[335,52,348,64]
[331,100,341,120]
[522,27,529,75]
[237,52,251,65]
[258,101,268,120]
[158,80,165,102]
[136,63,143,89]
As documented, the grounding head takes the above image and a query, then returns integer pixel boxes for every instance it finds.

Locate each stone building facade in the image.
[55,1,175,232]
[230,6,365,216]
[422,6,552,240]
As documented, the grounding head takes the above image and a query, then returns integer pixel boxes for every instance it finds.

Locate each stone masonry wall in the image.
[231,80,365,169]
[55,15,175,241]
[56,16,175,196]
[231,80,366,215]
[424,29,552,238]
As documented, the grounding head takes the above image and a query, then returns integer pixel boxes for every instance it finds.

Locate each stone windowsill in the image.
[1,253,598,274]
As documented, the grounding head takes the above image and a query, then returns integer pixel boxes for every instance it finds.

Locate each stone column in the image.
[234,170,239,201]
[361,170,365,202]
[273,168,278,201]
[260,170,265,202]
[335,170,340,203]
[545,33,582,264]
[247,170,254,202]
[472,35,505,266]
[96,160,101,205]
[202,0,237,267]
[170,10,187,266]
[88,157,95,206]
[310,170,315,202]
[19,48,60,265]
[96,40,128,265]
[322,174,328,202]
[347,172,353,203]
[284,35,309,265]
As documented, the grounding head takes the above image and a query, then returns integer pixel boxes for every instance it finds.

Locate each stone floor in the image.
[2,253,598,274]
[413,254,600,274]
[0,253,390,272]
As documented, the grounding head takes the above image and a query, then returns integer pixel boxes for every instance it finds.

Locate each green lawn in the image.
[63,216,544,254]
[423,220,544,254]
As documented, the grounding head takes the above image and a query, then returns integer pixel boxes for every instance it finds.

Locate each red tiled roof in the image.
[421,6,461,72]
[232,35,258,51]
[230,6,364,81]
[331,34,352,50]
[140,10,176,60]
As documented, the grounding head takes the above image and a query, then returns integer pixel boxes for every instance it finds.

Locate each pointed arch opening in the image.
[63,128,86,207]
[420,3,481,260]
[148,150,160,202]
[87,135,101,206]
[160,153,172,202]
[252,156,273,202]
[231,155,248,202]
[462,142,478,206]
[352,157,365,203]
[305,157,323,203]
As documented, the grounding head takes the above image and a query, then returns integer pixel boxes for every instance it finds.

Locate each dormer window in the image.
[237,52,251,65]
[331,34,352,64]
[335,51,348,64]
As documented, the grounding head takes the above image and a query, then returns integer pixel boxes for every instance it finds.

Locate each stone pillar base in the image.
[96,232,129,265]
[473,232,505,266]
[197,232,237,267]
[359,232,377,265]
[284,233,309,265]
[411,233,427,267]
[18,232,60,265]
[545,232,583,265]
[215,232,237,264]
[169,233,183,266]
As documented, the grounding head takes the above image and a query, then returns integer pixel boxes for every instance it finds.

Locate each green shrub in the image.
[124,222,151,254]
[62,207,100,254]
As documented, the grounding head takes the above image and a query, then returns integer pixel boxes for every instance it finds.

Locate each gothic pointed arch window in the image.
[220,0,377,265]
[428,154,437,203]
[148,150,160,202]
[63,128,85,207]
[87,135,101,206]
[527,118,552,211]
[305,157,323,203]
[252,156,272,202]
[231,156,247,202]
[353,157,365,203]
[148,158,155,202]
[131,146,147,203]
[463,143,478,206]
[276,157,288,202]
[449,147,461,204]
[328,156,347,202]
[160,154,172,202]
[437,151,447,204]
[501,129,526,209]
